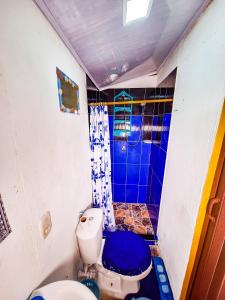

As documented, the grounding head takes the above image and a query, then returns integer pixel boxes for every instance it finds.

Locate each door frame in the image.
[180,101,225,300]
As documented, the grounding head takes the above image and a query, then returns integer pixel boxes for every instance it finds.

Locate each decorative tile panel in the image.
[0,195,11,243]
[113,203,155,239]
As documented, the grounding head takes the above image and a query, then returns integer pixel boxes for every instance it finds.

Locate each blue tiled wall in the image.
[88,88,173,211]
[148,113,171,206]
[109,115,151,203]
[109,113,171,205]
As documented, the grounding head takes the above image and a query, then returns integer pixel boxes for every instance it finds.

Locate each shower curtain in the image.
[89,105,115,230]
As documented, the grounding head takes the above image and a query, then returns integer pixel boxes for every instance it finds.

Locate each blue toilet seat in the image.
[102,231,151,276]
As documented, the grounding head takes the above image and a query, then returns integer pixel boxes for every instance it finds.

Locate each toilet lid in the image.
[102,231,151,276]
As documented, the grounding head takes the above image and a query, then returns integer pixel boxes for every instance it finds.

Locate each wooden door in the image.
[189,137,225,300]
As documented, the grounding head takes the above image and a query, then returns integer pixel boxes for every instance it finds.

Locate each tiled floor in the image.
[113,203,158,238]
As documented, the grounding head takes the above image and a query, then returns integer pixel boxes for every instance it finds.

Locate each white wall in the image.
[157,0,225,299]
[0,0,92,299]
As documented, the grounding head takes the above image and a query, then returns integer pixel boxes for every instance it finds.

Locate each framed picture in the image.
[56,67,80,114]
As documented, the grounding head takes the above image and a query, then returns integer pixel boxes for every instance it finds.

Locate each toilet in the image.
[29,280,97,300]
[76,208,152,299]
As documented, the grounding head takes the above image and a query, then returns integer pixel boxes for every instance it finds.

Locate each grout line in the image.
[153,140,167,153]
[124,136,128,204]
[148,168,154,205]
[151,168,163,186]
[136,114,144,204]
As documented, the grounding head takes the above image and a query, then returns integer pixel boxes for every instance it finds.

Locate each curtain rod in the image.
[88,98,173,106]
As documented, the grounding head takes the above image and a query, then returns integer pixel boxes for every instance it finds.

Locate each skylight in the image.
[124,0,153,25]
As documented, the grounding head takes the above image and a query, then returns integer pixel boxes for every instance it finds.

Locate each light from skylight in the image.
[125,0,152,24]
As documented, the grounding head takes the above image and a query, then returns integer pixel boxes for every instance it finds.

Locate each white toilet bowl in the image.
[96,239,152,299]
[29,280,97,300]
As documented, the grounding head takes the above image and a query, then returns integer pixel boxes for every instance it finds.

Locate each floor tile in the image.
[116,209,126,217]
[113,202,155,238]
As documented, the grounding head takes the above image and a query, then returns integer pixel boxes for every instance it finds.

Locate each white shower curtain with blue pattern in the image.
[89,105,115,230]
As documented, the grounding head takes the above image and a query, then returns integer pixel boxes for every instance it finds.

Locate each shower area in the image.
[88,87,173,240]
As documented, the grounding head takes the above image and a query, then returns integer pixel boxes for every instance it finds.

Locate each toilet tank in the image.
[76,208,103,264]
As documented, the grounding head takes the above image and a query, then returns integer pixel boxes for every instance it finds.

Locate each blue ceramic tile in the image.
[157,149,166,183]
[128,116,142,142]
[138,186,148,203]
[108,116,114,140]
[110,141,114,163]
[139,164,149,185]
[146,183,151,203]
[127,164,140,185]
[164,134,170,151]
[152,116,159,141]
[132,115,142,126]
[161,113,171,151]
[148,168,153,186]
[110,164,114,183]
[149,175,155,205]
[112,183,115,201]
[162,113,171,127]
[113,141,127,164]
[150,144,159,166]
[141,142,151,164]
[113,163,126,184]
[161,132,168,151]
[127,142,141,164]
[152,148,166,184]
[126,185,138,203]
[155,185,162,206]
[146,168,152,202]
[113,184,126,202]
[153,116,159,125]
[151,174,162,206]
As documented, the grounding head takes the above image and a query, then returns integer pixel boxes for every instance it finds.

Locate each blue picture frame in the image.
[56,67,80,114]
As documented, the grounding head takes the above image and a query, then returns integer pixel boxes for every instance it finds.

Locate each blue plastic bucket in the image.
[81,279,100,299]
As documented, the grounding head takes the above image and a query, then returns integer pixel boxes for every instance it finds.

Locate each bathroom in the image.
[1,1,225,300]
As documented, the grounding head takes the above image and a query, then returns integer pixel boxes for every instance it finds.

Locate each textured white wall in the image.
[157,0,225,299]
[0,0,92,299]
